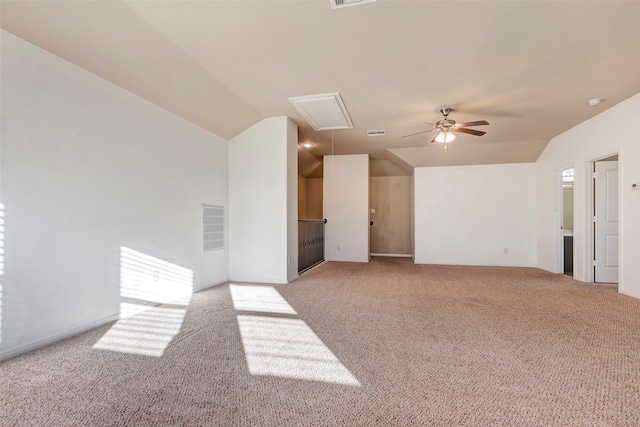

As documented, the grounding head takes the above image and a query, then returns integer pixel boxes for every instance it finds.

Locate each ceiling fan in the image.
[402,107,489,152]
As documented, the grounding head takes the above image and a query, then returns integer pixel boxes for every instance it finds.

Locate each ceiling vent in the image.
[367,129,386,137]
[288,92,354,131]
[330,0,376,9]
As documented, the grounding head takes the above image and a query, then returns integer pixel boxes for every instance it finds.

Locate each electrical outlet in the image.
[503,248,508,254]
[337,244,341,250]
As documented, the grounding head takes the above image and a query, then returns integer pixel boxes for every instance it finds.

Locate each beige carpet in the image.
[2,258,639,426]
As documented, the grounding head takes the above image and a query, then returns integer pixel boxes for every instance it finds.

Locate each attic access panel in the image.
[288,92,354,131]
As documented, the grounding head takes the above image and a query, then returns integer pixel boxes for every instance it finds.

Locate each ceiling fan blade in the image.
[454,127,486,136]
[402,129,435,138]
[455,120,489,127]
[430,135,438,143]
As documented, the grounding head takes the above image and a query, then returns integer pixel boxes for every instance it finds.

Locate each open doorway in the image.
[368,159,412,258]
[561,168,574,276]
[369,176,412,257]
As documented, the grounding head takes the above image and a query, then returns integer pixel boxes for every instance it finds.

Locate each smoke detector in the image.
[330,0,376,9]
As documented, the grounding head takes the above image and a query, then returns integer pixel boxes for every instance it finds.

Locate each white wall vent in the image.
[288,92,353,131]
[202,205,224,252]
[330,0,376,9]
[367,129,386,137]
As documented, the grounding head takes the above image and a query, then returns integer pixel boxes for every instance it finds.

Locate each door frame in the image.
[586,152,620,286]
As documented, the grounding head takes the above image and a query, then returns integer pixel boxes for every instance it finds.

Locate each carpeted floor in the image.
[2,258,639,426]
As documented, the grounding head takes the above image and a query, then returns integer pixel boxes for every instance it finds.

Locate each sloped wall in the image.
[537,92,640,298]
[1,32,229,359]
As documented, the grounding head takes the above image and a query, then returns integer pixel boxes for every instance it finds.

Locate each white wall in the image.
[298,175,307,219]
[323,155,369,262]
[414,163,537,266]
[1,32,229,359]
[229,117,298,284]
[306,178,323,220]
[537,92,640,299]
[297,177,323,220]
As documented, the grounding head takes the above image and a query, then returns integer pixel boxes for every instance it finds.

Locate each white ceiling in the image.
[2,1,640,177]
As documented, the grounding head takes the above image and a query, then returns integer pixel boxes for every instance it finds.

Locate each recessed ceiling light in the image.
[587,98,603,106]
[301,142,314,148]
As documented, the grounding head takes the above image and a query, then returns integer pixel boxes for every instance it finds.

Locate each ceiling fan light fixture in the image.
[434,130,456,143]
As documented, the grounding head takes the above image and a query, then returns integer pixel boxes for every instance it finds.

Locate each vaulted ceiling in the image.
[2,1,640,177]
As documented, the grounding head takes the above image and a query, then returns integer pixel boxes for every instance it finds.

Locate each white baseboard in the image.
[288,274,300,283]
[413,259,538,268]
[298,261,327,277]
[0,281,233,362]
[537,264,558,274]
[620,287,640,300]
[195,281,227,292]
[0,313,119,362]
[370,253,412,258]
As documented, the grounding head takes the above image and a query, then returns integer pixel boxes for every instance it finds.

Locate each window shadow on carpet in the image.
[231,284,360,387]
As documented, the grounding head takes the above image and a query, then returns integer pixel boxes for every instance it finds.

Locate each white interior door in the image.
[595,161,618,283]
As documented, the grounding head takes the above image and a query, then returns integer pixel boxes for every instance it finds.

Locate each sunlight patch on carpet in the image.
[237,315,361,386]
[230,284,297,314]
[93,303,188,357]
